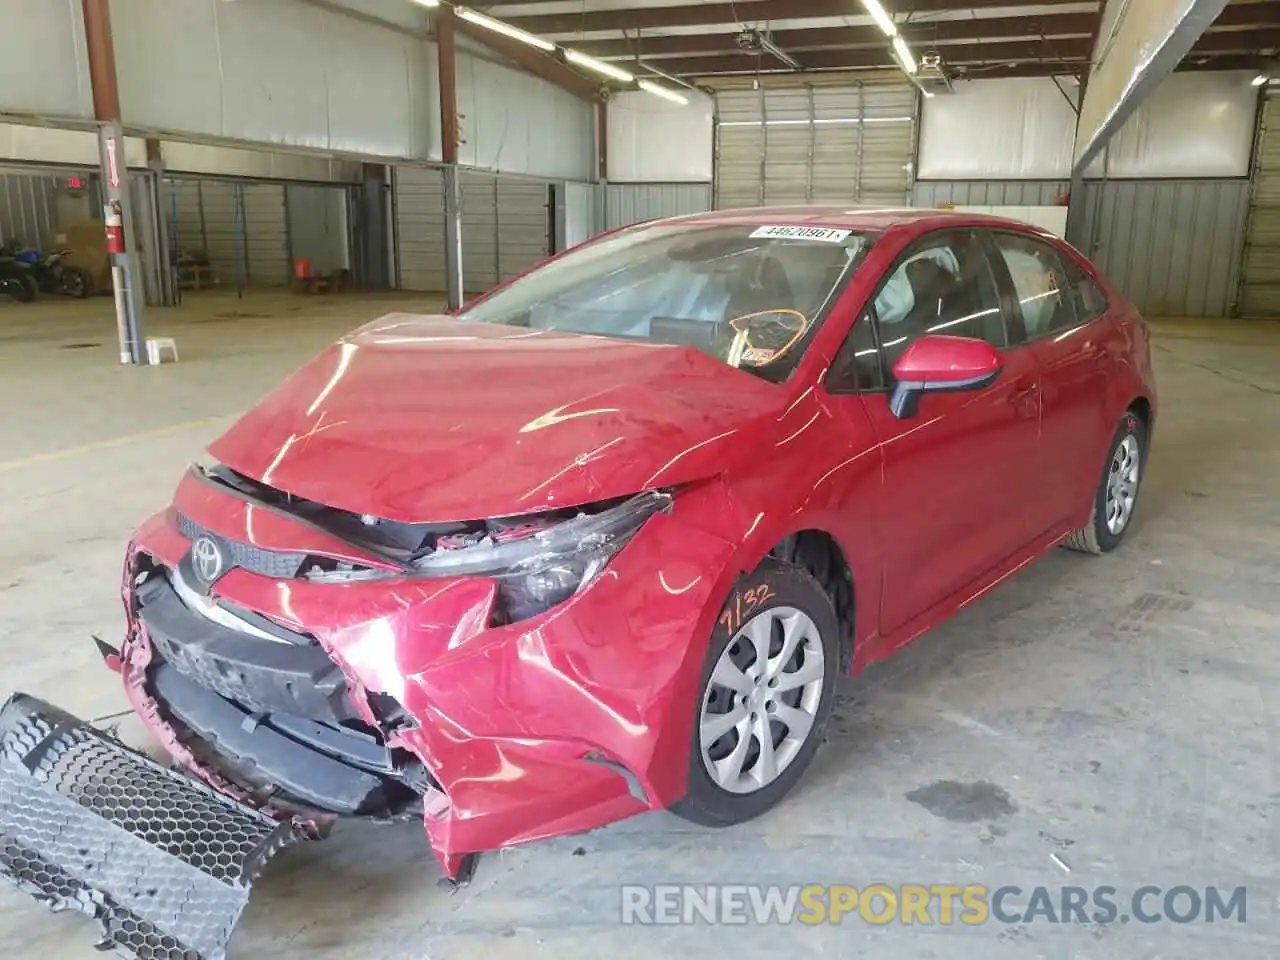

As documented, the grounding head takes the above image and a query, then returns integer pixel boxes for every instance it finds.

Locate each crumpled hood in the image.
[208,314,788,522]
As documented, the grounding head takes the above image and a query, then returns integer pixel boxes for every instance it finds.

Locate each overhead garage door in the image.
[393,165,447,293]
[1241,90,1280,316]
[393,166,550,295]
[497,177,552,281]
[167,179,290,290]
[715,82,917,209]
[242,183,290,286]
[461,172,550,293]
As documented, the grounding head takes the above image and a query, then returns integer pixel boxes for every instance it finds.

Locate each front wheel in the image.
[672,558,839,827]
[1063,410,1146,555]
[58,267,92,298]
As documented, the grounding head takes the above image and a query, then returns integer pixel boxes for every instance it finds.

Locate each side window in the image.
[993,233,1078,339]
[829,316,883,392]
[1061,255,1108,322]
[872,231,1007,370]
[827,231,1005,393]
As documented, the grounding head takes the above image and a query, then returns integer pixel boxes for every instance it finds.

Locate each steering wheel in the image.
[725,309,810,368]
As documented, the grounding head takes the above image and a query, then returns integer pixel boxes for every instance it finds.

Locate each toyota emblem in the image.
[190,536,226,585]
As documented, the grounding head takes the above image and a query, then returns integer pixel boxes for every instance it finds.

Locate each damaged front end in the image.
[3,460,738,957]
[0,692,303,960]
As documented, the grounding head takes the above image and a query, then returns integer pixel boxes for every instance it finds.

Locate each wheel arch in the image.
[723,512,860,675]
[1127,395,1153,436]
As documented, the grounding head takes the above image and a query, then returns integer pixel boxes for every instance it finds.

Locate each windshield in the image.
[459,222,874,380]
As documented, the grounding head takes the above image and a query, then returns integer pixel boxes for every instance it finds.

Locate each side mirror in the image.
[889,334,1003,419]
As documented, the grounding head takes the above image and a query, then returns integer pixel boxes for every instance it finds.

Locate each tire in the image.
[59,266,92,298]
[672,558,840,827]
[1063,410,1147,555]
[9,274,37,302]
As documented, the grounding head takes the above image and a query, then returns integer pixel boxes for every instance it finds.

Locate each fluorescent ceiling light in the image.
[565,49,635,82]
[893,35,917,74]
[639,79,689,105]
[1253,73,1270,87]
[861,0,898,37]
[454,7,555,52]
[410,0,439,7]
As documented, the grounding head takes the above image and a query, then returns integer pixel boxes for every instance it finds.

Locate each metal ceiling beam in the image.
[573,12,1100,59]
[660,38,1094,77]
[499,0,1088,36]
[451,17,602,101]
[1213,0,1280,29]
[1193,25,1280,50]
[1073,0,1231,177]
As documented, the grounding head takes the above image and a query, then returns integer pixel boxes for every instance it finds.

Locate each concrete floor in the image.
[1,293,1278,959]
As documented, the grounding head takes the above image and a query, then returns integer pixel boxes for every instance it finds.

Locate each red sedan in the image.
[0,208,1155,958]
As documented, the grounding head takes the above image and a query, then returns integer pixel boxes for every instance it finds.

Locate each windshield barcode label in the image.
[750,225,852,243]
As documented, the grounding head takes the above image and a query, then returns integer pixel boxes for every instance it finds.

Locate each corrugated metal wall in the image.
[915,178,1247,317]
[391,166,551,294]
[0,172,60,251]
[1076,180,1250,317]
[913,181,1069,207]
[605,183,712,230]
[1240,90,1280,316]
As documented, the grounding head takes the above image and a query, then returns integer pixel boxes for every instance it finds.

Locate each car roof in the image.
[667,205,1055,236]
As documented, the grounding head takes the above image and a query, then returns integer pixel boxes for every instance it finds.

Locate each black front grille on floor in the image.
[175,513,307,580]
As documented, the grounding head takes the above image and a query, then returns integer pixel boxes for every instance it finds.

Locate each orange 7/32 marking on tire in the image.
[719,584,777,634]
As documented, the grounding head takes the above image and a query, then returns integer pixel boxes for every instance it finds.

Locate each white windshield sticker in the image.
[750,225,852,243]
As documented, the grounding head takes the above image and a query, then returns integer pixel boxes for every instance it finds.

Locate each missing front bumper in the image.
[0,692,304,960]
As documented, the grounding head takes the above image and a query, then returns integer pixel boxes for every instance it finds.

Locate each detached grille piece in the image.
[175,513,307,580]
[0,693,301,960]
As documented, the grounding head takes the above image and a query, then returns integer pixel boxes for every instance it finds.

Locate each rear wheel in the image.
[1063,410,1146,554]
[672,559,839,826]
[9,274,37,302]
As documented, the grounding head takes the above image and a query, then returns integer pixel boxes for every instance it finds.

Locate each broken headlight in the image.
[307,492,671,622]
[419,491,671,622]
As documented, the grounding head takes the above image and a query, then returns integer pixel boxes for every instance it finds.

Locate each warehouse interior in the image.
[2,0,1280,958]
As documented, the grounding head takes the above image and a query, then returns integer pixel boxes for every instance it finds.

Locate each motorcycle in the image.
[1,241,93,298]
[0,251,37,302]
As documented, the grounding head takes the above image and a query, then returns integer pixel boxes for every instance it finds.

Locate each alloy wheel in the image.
[698,605,826,795]
[1105,434,1141,535]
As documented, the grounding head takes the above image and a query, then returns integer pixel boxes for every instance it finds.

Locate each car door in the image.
[824,229,1042,638]
[987,231,1112,536]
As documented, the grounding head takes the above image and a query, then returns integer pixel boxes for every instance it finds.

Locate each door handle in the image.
[1009,376,1039,401]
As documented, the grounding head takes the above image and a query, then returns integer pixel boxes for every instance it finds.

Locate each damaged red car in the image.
[0,209,1156,959]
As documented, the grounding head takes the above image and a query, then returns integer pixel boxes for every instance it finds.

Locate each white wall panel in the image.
[0,124,145,168]
[608,91,714,183]
[160,142,362,183]
[1099,72,1256,178]
[112,0,436,161]
[454,51,593,180]
[0,0,92,120]
[918,78,1079,180]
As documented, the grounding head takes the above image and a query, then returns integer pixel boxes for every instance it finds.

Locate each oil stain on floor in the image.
[905,780,1017,822]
